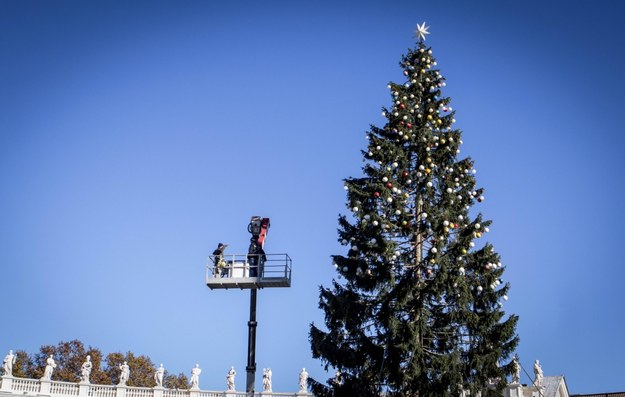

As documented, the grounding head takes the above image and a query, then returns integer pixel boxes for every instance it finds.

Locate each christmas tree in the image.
[309,23,519,397]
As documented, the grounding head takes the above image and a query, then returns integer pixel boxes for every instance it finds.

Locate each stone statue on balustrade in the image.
[262,368,272,392]
[154,364,165,388]
[80,355,93,383]
[118,361,130,386]
[42,355,57,381]
[2,350,16,377]
[190,364,201,389]
[298,368,308,393]
[511,356,521,384]
[226,366,236,391]
[533,359,543,388]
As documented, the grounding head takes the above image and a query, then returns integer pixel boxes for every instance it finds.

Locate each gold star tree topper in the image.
[416,22,430,41]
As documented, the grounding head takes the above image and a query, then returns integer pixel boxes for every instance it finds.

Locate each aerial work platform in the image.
[205,216,292,394]
[205,253,292,289]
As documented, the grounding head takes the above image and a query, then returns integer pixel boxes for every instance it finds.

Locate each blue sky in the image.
[1,0,624,394]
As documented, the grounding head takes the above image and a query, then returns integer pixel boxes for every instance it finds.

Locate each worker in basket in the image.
[212,242,228,277]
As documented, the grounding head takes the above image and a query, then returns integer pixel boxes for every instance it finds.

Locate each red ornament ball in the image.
[374,192,380,197]
[386,182,393,188]
[406,123,413,129]
[402,171,409,177]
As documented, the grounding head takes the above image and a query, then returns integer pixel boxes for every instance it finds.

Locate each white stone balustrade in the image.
[0,375,312,397]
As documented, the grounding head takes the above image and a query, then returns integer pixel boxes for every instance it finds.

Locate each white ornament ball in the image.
[477,286,483,292]
[387,197,393,203]
[431,247,437,253]
[341,239,348,245]
[352,207,359,212]
[342,266,348,272]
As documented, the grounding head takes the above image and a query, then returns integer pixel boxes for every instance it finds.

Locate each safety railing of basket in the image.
[205,253,291,280]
